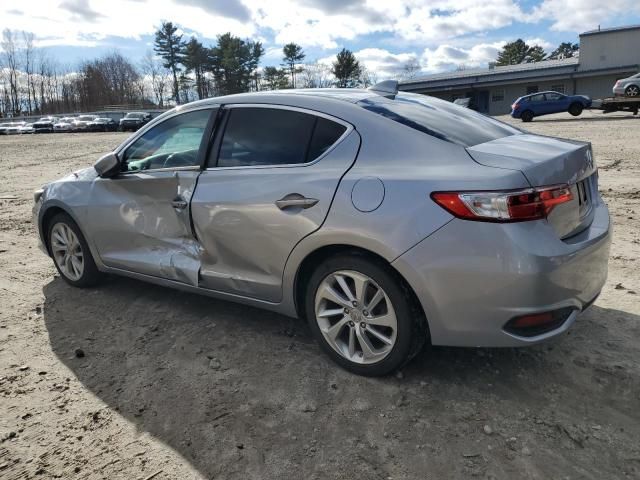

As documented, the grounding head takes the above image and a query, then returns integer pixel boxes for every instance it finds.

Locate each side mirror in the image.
[94,152,120,178]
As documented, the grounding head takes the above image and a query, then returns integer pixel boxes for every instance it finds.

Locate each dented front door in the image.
[88,169,202,285]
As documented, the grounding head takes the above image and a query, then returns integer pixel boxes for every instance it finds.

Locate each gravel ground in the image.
[0,111,639,480]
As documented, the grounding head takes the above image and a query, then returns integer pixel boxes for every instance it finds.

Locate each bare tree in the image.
[357,66,377,88]
[299,62,333,88]
[1,29,20,115]
[400,60,421,80]
[22,31,36,114]
[141,51,170,107]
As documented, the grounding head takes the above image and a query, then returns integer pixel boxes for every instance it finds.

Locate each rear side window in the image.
[358,93,520,147]
[216,108,346,167]
[307,118,347,161]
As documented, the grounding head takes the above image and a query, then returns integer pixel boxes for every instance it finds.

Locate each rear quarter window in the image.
[358,93,520,147]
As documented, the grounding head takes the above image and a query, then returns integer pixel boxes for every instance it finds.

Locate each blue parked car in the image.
[511,91,592,122]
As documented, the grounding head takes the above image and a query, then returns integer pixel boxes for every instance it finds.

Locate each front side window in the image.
[529,94,545,102]
[122,109,211,172]
[216,107,346,168]
[545,92,564,101]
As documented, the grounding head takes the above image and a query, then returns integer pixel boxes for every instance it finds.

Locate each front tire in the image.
[48,212,102,287]
[305,254,427,376]
[568,102,583,116]
[521,110,534,122]
[625,85,640,97]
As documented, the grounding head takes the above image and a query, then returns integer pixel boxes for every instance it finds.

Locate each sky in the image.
[1,0,640,78]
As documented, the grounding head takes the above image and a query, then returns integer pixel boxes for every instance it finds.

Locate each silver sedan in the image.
[613,72,640,96]
[33,82,611,376]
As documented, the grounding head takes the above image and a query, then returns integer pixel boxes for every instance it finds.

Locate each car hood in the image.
[53,167,99,184]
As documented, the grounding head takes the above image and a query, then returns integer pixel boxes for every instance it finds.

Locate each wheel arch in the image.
[39,202,95,262]
[292,244,428,335]
[40,205,70,256]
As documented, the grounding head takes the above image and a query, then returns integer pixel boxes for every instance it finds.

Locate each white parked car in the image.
[54,118,76,133]
[2,121,26,135]
[19,123,35,134]
[73,115,99,131]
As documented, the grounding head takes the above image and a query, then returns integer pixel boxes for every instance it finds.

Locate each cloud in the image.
[317,47,420,79]
[420,42,505,72]
[3,0,256,47]
[530,0,640,32]
[525,37,554,51]
[59,0,105,23]
[391,0,524,42]
[175,0,252,22]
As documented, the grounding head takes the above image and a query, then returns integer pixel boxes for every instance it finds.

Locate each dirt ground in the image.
[0,110,639,480]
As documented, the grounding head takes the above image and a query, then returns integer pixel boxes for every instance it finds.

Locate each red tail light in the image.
[511,102,520,110]
[431,184,573,222]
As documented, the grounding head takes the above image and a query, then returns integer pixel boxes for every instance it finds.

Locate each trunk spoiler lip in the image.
[465,133,596,188]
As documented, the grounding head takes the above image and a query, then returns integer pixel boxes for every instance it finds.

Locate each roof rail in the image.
[367,80,398,96]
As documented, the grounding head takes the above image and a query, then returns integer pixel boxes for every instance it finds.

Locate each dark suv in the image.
[119,112,152,132]
[32,116,58,133]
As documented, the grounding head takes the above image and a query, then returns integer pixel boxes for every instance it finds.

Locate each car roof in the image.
[523,90,564,98]
[184,89,381,109]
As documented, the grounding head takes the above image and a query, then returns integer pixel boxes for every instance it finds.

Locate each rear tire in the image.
[569,102,583,116]
[521,110,534,122]
[304,254,427,376]
[625,85,640,97]
[47,212,102,287]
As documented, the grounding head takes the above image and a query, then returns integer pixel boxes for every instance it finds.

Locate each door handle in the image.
[275,195,319,210]
[172,198,188,210]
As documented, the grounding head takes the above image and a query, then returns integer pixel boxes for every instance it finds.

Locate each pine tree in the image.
[331,48,361,88]
[183,38,210,99]
[154,21,185,104]
[496,39,547,65]
[549,42,579,59]
[262,66,290,90]
[208,33,264,95]
[282,43,305,88]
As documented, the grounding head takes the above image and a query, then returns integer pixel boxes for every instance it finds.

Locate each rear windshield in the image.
[358,92,520,147]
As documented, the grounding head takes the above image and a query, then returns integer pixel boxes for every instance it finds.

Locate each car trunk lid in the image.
[466,133,597,239]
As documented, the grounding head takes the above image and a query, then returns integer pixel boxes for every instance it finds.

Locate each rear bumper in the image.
[393,200,611,347]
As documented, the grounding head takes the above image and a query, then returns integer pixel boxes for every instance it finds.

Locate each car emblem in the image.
[585,149,594,171]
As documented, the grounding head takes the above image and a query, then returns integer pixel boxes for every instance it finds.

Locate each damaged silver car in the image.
[34,81,611,376]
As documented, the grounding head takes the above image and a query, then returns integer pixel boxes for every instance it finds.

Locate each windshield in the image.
[125,113,144,119]
[358,92,520,147]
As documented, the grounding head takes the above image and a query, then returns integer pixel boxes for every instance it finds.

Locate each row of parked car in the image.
[0,112,153,135]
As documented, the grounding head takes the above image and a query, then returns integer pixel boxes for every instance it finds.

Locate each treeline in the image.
[0,21,581,117]
[0,22,373,117]
[0,30,151,116]
[495,40,579,66]
[152,22,373,103]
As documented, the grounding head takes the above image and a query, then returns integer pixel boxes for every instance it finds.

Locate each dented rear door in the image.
[190,105,360,303]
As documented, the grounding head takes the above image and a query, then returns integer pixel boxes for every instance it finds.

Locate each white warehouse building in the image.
[399,24,640,115]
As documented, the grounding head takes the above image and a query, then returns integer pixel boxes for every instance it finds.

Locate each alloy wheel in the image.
[314,270,397,364]
[627,85,640,97]
[51,222,84,281]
